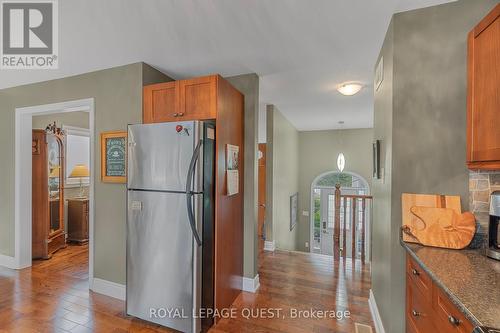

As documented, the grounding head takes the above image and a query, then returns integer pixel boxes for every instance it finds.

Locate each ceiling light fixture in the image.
[337,121,346,173]
[337,82,363,96]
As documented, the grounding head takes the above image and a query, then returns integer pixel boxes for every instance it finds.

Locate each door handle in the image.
[186,140,203,246]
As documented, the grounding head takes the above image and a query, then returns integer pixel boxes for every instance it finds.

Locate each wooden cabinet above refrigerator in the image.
[143,75,217,123]
[466,4,500,170]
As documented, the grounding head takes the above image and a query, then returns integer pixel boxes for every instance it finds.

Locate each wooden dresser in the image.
[67,198,89,244]
[406,254,474,333]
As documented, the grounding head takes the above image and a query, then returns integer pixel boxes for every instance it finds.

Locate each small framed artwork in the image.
[101,131,127,183]
[226,144,240,196]
[290,192,298,231]
[373,140,381,179]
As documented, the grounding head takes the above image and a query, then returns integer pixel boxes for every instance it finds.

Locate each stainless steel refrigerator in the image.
[126,121,215,333]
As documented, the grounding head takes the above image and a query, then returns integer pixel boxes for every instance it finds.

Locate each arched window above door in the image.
[313,171,369,192]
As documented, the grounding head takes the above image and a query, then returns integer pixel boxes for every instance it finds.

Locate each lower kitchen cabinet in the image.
[406,254,474,333]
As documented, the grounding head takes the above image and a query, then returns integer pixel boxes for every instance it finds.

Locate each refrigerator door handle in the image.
[186,139,203,246]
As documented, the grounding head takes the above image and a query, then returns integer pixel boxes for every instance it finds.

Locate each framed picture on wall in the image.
[226,144,240,196]
[373,139,381,179]
[290,192,298,231]
[101,131,127,183]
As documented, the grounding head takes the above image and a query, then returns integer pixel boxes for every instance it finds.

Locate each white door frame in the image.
[14,98,95,285]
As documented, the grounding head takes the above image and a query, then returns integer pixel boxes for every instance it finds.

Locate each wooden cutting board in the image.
[401,193,476,249]
[402,193,462,243]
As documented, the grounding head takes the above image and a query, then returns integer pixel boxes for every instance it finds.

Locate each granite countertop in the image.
[401,241,500,329]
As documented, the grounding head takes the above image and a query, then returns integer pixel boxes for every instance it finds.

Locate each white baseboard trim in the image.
[0,254,17,269]
[242,274,260,293]
[263,240,275,252]
[369,289,386,333]
[91,278,126,301]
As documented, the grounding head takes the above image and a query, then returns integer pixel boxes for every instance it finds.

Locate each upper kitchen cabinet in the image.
[143,75,217,123]
[143,81,179,123]
[466,4,500,170]
[178,75,217,120]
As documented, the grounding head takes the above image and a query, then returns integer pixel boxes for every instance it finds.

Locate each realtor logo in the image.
[1,0,58,69]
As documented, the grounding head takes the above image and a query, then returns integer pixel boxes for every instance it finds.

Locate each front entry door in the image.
[320,189,335,255]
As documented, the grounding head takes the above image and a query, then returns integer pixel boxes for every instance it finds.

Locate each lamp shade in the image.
[69,164,90,178]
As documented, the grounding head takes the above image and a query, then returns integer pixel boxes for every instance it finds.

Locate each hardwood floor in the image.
[0,244,373,333]
[212,250,373,333]
[0,244,173,333]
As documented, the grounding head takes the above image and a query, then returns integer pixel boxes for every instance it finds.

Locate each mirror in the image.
[47,133,64,235]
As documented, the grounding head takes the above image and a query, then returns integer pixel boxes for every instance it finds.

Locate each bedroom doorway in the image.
[14,98,95,289]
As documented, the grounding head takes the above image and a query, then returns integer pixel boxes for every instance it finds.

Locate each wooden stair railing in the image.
[333,184,373,262]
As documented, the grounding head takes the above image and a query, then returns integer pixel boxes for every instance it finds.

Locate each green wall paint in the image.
[372,1,498,332]
[33,111,90,130]
[372,18,395,333]
[0,63,171,285]
[226,74,260,279]
[266,105,300,251]
[297,128,373,252]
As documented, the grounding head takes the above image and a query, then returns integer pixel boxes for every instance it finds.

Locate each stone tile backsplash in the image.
[469,171,500,244]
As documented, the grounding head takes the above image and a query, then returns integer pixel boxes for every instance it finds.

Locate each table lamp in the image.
[69,164,90,197]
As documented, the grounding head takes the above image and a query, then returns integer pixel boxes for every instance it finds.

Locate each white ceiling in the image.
[0,0,456,139]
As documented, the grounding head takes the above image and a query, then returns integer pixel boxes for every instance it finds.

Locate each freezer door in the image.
[128,121,201,192]
[127,190,201,333]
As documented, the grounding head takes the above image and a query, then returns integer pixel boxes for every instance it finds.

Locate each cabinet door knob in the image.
[173,113,178,117]
[448,315,460,326]
[178,112,184,117]
[412,268,420,276]
[412,310,420,317]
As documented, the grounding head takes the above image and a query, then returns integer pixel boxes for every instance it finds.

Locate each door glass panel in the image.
[327,194,334,229]
[47,134,62,234]
[313,189,321,242]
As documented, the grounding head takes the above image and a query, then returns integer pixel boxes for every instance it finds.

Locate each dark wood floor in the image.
[0,244,373,333]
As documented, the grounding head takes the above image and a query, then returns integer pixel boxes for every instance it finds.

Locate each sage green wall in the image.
[372,18,396,333]
[297,128,373,252]
[32,111,90,130]
[226,74,260,279]
[266,105,300,251]
[372,1,498,332]
[0,63,171,285]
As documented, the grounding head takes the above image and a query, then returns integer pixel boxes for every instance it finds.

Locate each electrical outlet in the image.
[305,242,309,248]
[302,210,309,216]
